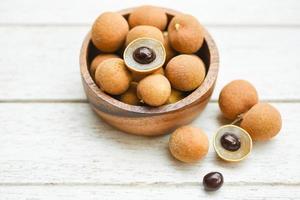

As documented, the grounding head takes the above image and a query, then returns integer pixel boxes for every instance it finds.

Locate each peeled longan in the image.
[169,126,209,163]
[128,5,168,31]
[168,14,204,54]
[137,74,171,106]
[240,103,282,141]
[165,55,206,91]
[95,58,131,95]
[219,80,259,120]
[90,54,119,79]
[92,12,129,52]
[163,32,177,63]
[131,67,164,82]
[125,25,164,46]
[120,82,140,105]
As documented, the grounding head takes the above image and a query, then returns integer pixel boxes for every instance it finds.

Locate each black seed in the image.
[220,132,241,151]
[203,172,224,191]
[133,46,156,64]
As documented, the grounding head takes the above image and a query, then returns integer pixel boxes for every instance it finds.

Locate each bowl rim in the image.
[80,7,219,115]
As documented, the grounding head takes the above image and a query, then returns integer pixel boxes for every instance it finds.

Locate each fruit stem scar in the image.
[231,114,244,125]
[175,23,180,31]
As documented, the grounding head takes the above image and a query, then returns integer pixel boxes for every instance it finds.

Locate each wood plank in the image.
[0,185,299,200]
[0,102,298,184]
[0,26,299,101]
[0,0,299,25]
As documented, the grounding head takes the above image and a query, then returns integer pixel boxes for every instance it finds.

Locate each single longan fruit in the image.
[219,80,259,120]
[137,74,171,106]
[90,54,119,79]
[131,67,164,82]
[163,32,177,64]
[128,5,168,31]
[169,126,209,163]
[120,82,140,105]
[240,103,282,141]
[95,58,131,95]
[125,25,164,46]
[167,89,185,104]
[168,14,204,54]
[92,12,129,52]
[165,55,206,91]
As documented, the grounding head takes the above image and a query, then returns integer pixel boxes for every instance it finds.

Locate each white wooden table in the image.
[1,0,300,199]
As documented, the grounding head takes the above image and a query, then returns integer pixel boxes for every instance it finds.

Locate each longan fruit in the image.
[167,89,185,104]
[219,80,259,120]
[92,12,129,52]
[95,58,131,95]
[125,25,164,46]
[240,103,282,141]
[128,5,168,31]
[169,126,209,163]
[163,32,177,64]
[90,54,119,79]
[165,55,206,91]
[168,14,204,54]
[120,82,140,106]
[131,67,164,82]
[137,74,171,106]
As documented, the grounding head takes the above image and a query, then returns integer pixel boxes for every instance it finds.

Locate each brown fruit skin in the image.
[90,54,119,79]
[163,32,177,64]
[120,82,140,106]
[240,103,282,141]
[167,89,185,104]
[95,58,131,95]
[131,67,164,82]
[168,14,204,54]
[169,126,209,163]
[219,80,259,120]
[92,12,129,52]
[128,5,168,31]
[137,74,171,106]
[165,55,206,91]
[125,25,164,46]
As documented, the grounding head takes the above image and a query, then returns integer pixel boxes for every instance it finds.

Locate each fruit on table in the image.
[219,80,259,120]
[203,172,224,191]
[240,103,282,141]
[169,126,209,163]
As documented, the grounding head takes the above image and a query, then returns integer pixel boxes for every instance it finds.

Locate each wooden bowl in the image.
[80,7,219,136]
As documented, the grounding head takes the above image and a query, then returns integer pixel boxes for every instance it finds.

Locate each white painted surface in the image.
[0,0,299,199]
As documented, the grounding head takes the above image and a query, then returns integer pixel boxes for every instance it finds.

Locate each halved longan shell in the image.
[213,125,252,162]
[124,37,166,73]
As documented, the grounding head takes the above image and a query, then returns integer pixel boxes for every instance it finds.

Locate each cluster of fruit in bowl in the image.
[89,5,206,107]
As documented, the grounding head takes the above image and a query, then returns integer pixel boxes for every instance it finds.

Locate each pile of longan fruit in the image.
[90,5,206,107]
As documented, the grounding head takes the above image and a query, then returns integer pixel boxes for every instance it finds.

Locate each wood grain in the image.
[0,185,299,200]
[0,0,299,25]
[0,102,298,184]
[0,26,299,101]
